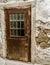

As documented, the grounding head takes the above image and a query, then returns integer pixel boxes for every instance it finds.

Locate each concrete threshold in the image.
[0,57,33,65]
[0,57,43,65]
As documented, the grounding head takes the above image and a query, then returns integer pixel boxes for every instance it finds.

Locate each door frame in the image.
[4,7,31,62]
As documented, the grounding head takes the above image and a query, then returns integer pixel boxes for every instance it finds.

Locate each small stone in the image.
[36,31,49,43]
[47,40,50,45]
[40,42,49,49]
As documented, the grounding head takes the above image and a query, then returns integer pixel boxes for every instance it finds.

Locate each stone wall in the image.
[35,0,50,64]
[36,20,50,49]
[35,21,50,64]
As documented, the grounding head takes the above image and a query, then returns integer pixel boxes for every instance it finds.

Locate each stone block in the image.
[40,42,50,49]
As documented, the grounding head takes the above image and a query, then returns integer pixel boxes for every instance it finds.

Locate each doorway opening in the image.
[4,8,31,62]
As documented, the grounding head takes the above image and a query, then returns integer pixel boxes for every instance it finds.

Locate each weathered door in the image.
[4,8,31,62]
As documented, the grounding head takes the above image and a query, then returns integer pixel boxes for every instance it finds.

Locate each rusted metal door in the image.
[4,8,31,62]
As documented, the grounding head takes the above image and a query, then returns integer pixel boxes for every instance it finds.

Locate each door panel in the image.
[4,8,31,62]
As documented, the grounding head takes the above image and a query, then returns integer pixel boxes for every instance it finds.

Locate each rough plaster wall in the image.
[31,5,36,63]
[35,0,50,64]
[0,7,7,58]
[0,9,3,57]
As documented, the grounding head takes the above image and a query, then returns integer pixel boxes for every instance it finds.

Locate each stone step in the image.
[0,58,33,65]
[0,57,42,65]
[5,59,33,65]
